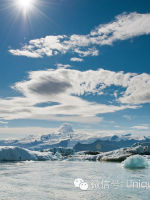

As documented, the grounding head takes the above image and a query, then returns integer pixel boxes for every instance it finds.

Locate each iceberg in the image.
[122,155,149,169]
[0,146,54,161]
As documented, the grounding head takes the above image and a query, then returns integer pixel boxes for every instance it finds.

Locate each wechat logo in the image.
[74,178,88,191]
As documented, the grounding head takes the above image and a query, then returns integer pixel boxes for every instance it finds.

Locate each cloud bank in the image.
[1,67,150,123]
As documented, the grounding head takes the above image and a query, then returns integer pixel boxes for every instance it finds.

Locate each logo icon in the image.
[74,178,88,191]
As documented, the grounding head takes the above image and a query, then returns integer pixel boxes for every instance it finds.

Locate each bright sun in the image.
[16,0,34,12]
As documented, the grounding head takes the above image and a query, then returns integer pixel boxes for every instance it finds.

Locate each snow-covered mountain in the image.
[0,124,150,152]
[0,124,76,150]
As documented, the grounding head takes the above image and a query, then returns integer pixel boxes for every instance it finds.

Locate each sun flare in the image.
[16,0,35,12]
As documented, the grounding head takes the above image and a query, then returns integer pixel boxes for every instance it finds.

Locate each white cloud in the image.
[74,48,99,57]
[9,35,68,58]
[91,12,150,45]
[9,49,42,58]
[12,68,137,98]
[56,63,71,69]
[131,125,149,130]
[1,67,150,123]
[0,68,142,123]
[70,57,83,62]
[9,12,150,58]
[119,73,150,104]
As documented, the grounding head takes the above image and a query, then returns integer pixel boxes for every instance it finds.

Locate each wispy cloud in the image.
[70,57,83,62]
[131,125,149,130]
[91,12,150,44]
[9,12,150,58]
[56,63,71,69]
[73,48,99,57]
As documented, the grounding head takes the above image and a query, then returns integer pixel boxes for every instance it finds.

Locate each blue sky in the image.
[0,0,150,137]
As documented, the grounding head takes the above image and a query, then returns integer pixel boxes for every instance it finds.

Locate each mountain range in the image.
[0,124,150,152]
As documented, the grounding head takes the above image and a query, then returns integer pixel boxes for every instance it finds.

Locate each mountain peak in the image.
[58,124,74,134]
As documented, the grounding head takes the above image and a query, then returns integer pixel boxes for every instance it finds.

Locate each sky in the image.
[0,0,150,138]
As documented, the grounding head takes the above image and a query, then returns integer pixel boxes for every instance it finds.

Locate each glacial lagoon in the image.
[0,160,150,200]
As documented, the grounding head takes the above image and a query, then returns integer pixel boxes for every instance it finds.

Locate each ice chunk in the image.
[122,155,149,169]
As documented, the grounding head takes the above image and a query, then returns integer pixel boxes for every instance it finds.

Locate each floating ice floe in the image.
[122,155,149,169]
